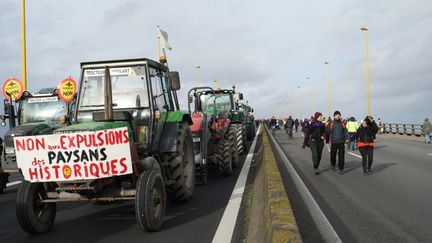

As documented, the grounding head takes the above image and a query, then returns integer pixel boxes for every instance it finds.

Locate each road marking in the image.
[268,128,343,243]
[348,152,362,159]
[6,180,22,187]
[428,154,432,156]
[212,125,262,243]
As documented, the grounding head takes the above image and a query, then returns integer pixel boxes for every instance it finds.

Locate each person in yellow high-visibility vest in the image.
[346,117,360,150]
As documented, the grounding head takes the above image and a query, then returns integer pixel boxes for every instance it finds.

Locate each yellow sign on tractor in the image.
[2,78,24,100]
[58,77,76,102]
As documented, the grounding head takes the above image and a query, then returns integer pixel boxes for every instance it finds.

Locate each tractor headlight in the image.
[5,147,15,154]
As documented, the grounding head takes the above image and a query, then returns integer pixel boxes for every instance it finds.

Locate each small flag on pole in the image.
[157,27,172,51]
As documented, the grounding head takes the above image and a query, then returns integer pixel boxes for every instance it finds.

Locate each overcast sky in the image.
[0,0,431,131]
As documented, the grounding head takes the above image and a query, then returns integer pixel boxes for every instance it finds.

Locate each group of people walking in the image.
[302,111,379,175]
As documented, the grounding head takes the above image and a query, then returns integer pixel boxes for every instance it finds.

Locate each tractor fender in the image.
[158,111,193,153]
[138,156,161,174]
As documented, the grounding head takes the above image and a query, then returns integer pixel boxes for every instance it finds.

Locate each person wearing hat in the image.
[303,112,326,175]
[326,111,347,174]
[346,116,379,175]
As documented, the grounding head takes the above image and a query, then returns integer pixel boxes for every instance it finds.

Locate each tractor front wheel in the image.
[135,170,166,232]
[16,182,56,234]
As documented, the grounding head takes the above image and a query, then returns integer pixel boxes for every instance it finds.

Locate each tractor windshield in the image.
[18,96,67,127]
[79,66,149,112]
[200,93,232,115]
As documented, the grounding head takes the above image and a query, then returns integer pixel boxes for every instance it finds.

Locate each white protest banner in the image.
[14,127,133,182]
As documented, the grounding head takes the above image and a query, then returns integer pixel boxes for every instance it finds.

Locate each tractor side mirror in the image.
[239,93,244,100]
[0,115,6,127]
[169,71,181,91]
[4,102,11,114]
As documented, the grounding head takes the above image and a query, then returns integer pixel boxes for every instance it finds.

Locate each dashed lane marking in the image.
[348,152,362,159]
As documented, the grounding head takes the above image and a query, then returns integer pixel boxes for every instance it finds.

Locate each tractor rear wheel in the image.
[246,123,256,141]
[165,122,195,202]
[229,125,239,168]
[16,182,56,234]
[241,124,248,154]
[135,169,166,232]
[235,124,245,155]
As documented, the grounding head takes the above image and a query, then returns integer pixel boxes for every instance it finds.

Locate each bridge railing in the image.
[382,123,423,137]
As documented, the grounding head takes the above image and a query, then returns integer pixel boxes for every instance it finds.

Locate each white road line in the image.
[348,152,362,159]
[428,154,432,156]
[6,180,22,187]
[268,128,342,243]
[212,124,261,243]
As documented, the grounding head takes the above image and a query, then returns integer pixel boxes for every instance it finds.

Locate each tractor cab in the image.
[0,88,75,174]
[60,58,186,154]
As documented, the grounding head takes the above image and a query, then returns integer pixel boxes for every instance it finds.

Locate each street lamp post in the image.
[21,0,27,90]
[306,77,312,117]
[195,66,200,88]
[361,27,371,116]
[324,61,331,118]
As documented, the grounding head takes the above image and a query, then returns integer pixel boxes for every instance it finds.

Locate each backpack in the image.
[329,121,346,131]
[327,121,346,142]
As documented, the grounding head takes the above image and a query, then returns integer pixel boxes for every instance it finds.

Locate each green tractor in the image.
[0,88,75,194]
[188,86,245,178]
[224,86,248,155]
[239,103,256,141]
[14,58,195,234]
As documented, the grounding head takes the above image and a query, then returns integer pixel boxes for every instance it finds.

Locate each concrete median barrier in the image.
[247,128,301,243]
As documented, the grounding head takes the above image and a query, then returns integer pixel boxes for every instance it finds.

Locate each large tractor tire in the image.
[246,123,256,141]
[0,173,8,194]
[16,182,56,234]
[234,124,248,155]
[135,169,166,232]
[165,122,195,202]
[241,124,248,154]
[216,137,232,176]
[229,125,239,168]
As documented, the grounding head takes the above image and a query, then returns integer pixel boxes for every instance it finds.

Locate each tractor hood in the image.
[4,123,54,147]
[55,121,130,132]
[54,121,134,140]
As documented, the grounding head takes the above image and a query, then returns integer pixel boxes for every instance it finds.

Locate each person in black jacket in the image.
[303,112,326,175]
[326,111,347,174]
[347,116,379,175]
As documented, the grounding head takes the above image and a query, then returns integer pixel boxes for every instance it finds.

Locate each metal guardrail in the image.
[382,123,423,137]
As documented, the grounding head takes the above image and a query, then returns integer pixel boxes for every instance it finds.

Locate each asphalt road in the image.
[272,129,432,243]
[0,146,252,243]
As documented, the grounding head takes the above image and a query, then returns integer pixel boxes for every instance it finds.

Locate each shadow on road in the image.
[373,162,398,173]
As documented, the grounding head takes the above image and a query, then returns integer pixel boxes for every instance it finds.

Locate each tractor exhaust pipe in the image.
[104,66,113,121]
